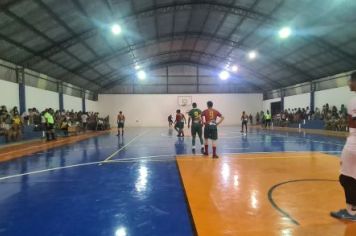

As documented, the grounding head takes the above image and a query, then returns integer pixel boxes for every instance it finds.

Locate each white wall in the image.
[262,98,281,112]
[284,93,310,110]
[98,94,263,127]
[315,86,354,109]
[25,86,59,111]
[0,80,19,109]
[86,99,99,112]
[63,94,82,111]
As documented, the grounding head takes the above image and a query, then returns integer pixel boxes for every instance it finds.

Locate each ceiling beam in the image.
[17,1,273,67]
[5,0,356,72]
[2,7,106,87]
[62,32,312,85]
[99,50,282,90]
[0,31,101,89]
[99,61,264,93]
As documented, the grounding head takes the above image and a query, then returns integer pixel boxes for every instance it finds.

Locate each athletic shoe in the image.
[212,155,219,159]
[330,209,356,221]
[203,152,208,156]
[192,149,196,154]
[201,147,205,154]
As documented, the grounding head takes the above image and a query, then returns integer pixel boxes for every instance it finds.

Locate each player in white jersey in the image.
[331,71,356,221]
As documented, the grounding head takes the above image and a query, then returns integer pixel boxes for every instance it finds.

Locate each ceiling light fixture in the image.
[278,27,292,39]
[111,24,122,35]
[231,65,239,72]
[219,70,230,80]
[248,51,257,60]
[137,70,146,80]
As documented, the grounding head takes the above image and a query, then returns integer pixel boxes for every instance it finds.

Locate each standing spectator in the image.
[255,112,260,124]
[340,104,347,118]
[44,109,56,141]
[249,114,253,125]
[331,71,356,221]
[168,114,173,127]
[264,110,272,128]
[81,112,88,132]
[201,101,224,158]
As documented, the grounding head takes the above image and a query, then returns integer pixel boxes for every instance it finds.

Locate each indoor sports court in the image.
[1,1,356,236]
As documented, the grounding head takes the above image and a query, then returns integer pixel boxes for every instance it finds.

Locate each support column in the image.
[281,89,285,112]
[58,82,64,111]
[166,66,169,94]
[82,90,86,113]
[16,67,26,114]
[310,82,315,112]
[196,65,199,93]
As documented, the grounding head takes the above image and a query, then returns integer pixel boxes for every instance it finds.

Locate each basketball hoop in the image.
[177,96,192,107]
[181,99,187,107]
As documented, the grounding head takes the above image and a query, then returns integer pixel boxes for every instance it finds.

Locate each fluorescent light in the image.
[111,24,122,35]
[231,65,238,72]
[248,51,257,60]
[279,27,292,39]
[115,227,127,236]
[137,70,146,80]
[219,71,230,80]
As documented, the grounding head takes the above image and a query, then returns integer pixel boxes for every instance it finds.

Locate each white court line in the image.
[220,150,341,156]
[0,161,102,181]
[105,154,175,162]
[103,130,149,162]
[0,153,175,181]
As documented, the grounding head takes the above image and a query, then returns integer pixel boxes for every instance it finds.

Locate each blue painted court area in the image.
[0,127,346,236]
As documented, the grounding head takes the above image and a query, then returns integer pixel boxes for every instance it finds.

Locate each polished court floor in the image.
[0,127,354,236]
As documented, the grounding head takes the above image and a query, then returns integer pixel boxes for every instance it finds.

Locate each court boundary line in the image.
[175,159,198,236]
[267,179,338,226]
[176,150,341,158]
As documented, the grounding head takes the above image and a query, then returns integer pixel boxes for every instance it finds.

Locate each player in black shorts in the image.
[188,103,204,154]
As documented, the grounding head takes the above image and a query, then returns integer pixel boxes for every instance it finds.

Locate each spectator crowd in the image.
[0,105,110,143]
[268,103,348,131]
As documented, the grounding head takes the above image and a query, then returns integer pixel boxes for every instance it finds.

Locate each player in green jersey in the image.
[188,102,204,154]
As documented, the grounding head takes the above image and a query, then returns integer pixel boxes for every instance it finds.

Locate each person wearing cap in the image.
[188,102,204,154]
[201,101,224,158]
[331,71,356,221]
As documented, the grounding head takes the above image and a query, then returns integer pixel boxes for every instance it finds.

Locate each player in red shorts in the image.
[201,101,224,158]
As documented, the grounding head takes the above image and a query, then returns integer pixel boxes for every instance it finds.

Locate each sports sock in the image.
[347,204,356,215]
[213,146,217,156]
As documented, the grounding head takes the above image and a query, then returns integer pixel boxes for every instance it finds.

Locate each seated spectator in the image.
[21,108,31,126]
[60,117,70,136]
[8,112,22,142]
